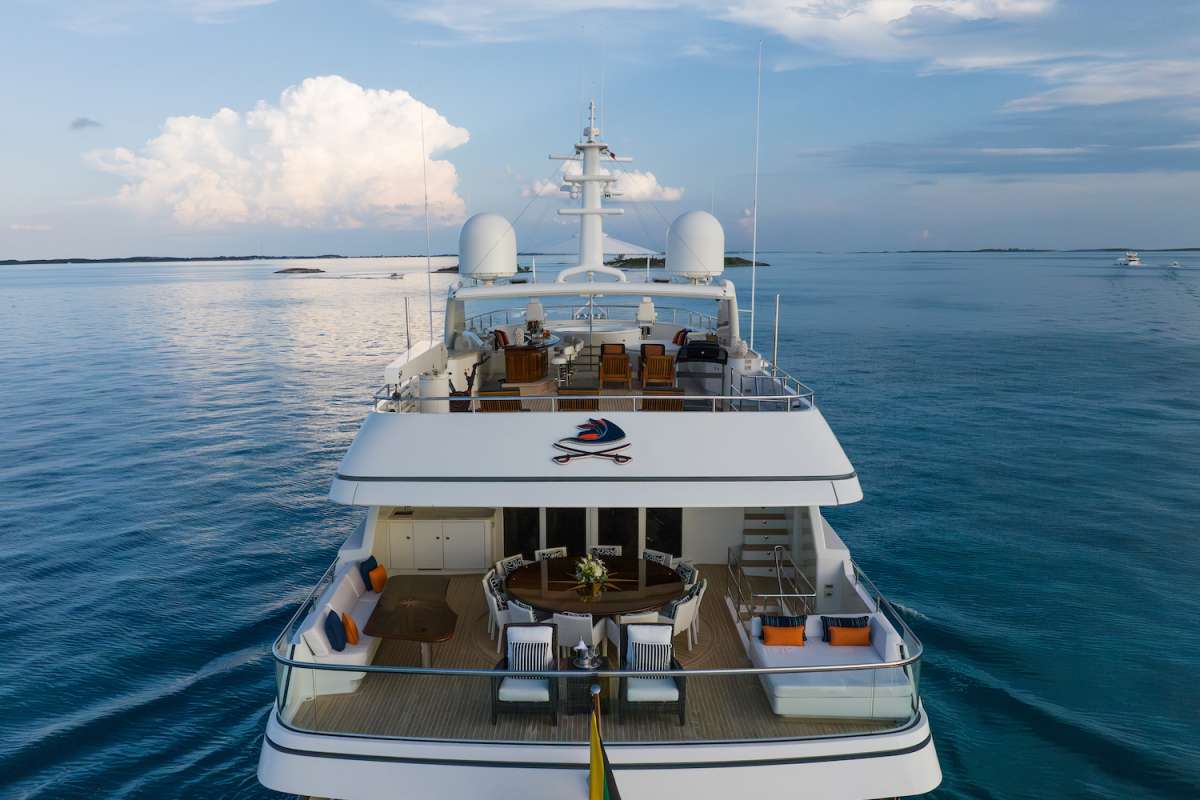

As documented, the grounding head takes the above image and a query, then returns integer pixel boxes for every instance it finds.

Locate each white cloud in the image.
[722,0,1055,59]
[1006,59,1200,112]
[523,161,682,202]
[976,147,1092,156]
[87,75,470,230]
[9,223,53,232]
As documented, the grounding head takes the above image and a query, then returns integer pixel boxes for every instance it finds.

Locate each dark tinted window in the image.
[546,508,586,556]
[597,508,639,556]
[503,508,539,559]
[645,508,682,556]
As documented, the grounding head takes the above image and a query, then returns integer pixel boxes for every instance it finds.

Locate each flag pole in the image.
[749,40,763,352]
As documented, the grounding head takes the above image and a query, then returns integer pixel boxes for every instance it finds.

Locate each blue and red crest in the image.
[553,418,631,464]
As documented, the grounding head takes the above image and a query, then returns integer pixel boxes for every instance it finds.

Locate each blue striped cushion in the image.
[821,615,869,642]
[630,641,671,672]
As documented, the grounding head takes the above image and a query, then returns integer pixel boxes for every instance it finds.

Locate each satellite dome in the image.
[458,213,517,283]
[666,211,724,283]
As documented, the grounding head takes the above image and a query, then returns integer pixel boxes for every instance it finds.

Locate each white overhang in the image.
[330,410,862,508]
[451,280,733,302]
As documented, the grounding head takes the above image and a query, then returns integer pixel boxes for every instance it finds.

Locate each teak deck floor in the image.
[289,566,894,743]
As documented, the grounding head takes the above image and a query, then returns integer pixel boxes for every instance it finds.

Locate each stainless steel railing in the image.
[371,387,816,413]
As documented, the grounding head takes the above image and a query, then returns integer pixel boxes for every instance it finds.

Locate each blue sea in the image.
[1,252,1197,798]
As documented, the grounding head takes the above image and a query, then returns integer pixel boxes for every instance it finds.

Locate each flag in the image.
[588,701,621,800]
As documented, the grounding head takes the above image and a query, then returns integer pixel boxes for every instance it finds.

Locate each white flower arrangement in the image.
[574,554,609,585]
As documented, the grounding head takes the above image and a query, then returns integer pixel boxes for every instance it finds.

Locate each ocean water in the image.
[1,252,1197,798]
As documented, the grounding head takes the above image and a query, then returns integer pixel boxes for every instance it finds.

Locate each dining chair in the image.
[642,548,674,567]
[658,592,700,651]
[588,544,622,557]
[492,623,558,726]
[605,610,658,666]
[552,611,606,658]
[534,546,567,561]
[690,578,708,644]
[675,561,699,589]
[495,554,527,578]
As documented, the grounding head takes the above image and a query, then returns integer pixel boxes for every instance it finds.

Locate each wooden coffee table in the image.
[364,578,457,667]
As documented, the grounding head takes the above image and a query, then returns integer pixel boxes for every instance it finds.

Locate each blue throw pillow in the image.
[324,609,347,652]
[357,555,378,589]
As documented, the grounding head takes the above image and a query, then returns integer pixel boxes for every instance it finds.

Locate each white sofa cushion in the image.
[343,563,367,596]
[301,612,332,657]
[626,677,680,702]
[328,574,361,616]
[498,677,551,702]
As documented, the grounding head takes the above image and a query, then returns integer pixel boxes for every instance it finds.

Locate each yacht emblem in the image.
[552,418,632,464]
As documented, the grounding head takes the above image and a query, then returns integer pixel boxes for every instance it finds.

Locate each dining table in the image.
[504,556,684,616]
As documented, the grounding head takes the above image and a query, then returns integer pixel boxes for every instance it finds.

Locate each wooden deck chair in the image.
[640,387,684,411]
[478,387,521,412]
[557,385,600,411]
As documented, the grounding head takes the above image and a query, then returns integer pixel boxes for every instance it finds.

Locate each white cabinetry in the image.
[381,514,493,572]
[414,521,445,569]
[386,521,414,570]
[442,521,489,570]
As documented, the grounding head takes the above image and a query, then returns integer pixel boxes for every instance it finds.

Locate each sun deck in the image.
[280,566,913,744]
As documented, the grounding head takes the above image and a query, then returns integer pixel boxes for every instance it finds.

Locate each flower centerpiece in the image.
[573,554,609,597]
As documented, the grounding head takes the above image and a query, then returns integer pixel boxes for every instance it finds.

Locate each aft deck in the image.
[286,567,894,743]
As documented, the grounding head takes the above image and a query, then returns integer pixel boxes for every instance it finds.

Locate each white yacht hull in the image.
[258,705,941,800]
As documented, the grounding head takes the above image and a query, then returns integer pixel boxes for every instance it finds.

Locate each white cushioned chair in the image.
[658,592,700,651]
[642,548,674,567]
[605,610,658,665]
[588,544,622,557]
[552,611,606,658]
[492,623,559,726]
[534,546,568,561]
[495,554,527,578]
[619,623,686,725]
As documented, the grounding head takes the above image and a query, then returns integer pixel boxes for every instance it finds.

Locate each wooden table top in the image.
[506,556,684,616]
[363,577,457,643]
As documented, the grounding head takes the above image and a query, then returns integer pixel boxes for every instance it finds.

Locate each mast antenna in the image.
[419,101,435,344]
[749,40,763,351]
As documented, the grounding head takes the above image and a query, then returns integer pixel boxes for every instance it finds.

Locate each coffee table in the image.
[364,579,457,667]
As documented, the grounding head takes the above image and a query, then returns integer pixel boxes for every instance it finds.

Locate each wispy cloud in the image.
[1006,59,1200,112]
[523,161,683,202]
[10,223,53,232]
[69,117,102,130]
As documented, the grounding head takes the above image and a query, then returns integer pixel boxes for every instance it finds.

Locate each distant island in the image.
[605,255,769,269]
[274,267,325,274]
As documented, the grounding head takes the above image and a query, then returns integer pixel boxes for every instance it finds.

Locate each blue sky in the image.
[2,0,1199,259]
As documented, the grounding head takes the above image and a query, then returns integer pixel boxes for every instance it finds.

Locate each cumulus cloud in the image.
[87,75,470,229]
[524,161,683,202]
[69,117,102,130]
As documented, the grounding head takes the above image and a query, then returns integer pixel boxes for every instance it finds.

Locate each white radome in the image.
[458,213,517,283]
[667,210,725,283]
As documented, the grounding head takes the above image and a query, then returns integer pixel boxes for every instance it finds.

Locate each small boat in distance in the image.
[1117,251,1143,266]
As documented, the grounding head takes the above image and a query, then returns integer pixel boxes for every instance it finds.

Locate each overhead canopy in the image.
[330,410,862,508]
[538,232,658,257]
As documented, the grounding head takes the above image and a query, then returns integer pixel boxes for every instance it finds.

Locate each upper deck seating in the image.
[639,343,675,388]
[599,343,632,389]
[746,614,914,719]
[557,385,600,411]
[640,387,684,411]
[295,561,384,694]
[478,387,521,412]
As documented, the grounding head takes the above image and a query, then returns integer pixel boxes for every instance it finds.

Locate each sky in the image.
[2,0,1199,259]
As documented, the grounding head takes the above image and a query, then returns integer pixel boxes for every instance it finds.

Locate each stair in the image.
[740,506,793,576]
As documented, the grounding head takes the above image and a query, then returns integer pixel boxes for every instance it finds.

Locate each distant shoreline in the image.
[3,247,1198,266]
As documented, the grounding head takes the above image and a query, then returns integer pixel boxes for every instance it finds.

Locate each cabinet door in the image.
[413,521,444,569]
[442,521,488,570]
[387,521,414,570]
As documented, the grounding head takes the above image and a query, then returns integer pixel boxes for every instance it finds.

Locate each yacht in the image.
[1117,251,1142,266]
[258,105,942,800]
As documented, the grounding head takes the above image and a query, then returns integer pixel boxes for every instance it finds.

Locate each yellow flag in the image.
[589,708,604,800]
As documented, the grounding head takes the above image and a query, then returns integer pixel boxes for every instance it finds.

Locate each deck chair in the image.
[641,353,675,388]
[619,623,686,725]
[492,623,559,726]
[557,385,600,411]
[478,387,521,412]
[599,343,632,389]
[640,387,684,411]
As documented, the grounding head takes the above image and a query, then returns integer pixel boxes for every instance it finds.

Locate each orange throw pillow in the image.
[341,612,360,646]
[763,625,805,646]
[829,626,871,646]
[368,565,388,593]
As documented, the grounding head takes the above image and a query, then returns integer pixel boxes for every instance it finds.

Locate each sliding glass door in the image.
[596,508,639,556]
[546,508,587,556]
[502,508,540,559]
